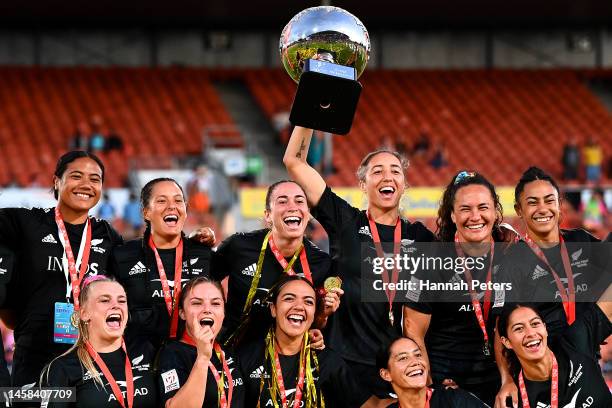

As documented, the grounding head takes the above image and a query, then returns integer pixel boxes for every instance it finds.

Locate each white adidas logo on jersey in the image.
[358,226,372,238]
[250,365,266,378]
[42,234,57,244]
[129,261,147,275]
[241,263,257,277]
[532,265,548,280]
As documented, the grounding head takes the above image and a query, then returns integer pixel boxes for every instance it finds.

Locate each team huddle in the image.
[0,125,609,408]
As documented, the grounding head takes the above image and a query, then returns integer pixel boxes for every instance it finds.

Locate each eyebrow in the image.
[526,194,556,200]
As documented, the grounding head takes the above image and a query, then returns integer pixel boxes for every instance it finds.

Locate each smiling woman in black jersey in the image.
[157,276,244,408]
[498,300,612,408]
[211,180,339,347]
[377,336,489,408]
[403,171,512,406]
[109,178,211,349]
[0,151,123,388]
[41,275,158,408]
[237,275,379,408]
[284,127,435,398]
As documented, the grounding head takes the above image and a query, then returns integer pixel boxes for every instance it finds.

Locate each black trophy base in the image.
[289,69,362,135]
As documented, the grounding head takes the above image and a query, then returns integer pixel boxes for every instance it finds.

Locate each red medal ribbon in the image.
[398,387,433,408]
[181,333,233,408]
[454,236,495,350]
[85,340,134,408]
[518,351,559,408]
[273,343,306,408]
[268,235,312,283]
[523,235,575,324]
[148,235,184,337]
[367,212,401,325]
[55,207,92,311]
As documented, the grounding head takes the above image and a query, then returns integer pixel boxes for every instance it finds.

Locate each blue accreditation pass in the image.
[54,302,78,344]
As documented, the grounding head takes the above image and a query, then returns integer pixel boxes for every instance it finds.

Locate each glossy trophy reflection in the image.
[280,6,370,134]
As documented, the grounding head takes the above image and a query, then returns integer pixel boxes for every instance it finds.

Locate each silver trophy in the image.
[280,6,370,135]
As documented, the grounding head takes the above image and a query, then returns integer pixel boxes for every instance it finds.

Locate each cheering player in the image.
[158,277,244,407]
[377,336,490,408]
[211,180,340,346]
[0,151,122,388]
[497,300,611,408]
[284,126,435,397]
[494,166,610,408]
[237,275,377,408]
[109,178,211,348]
[40,275,158,408]
[403,171,512,406]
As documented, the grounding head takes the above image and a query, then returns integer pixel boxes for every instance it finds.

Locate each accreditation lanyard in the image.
[454,235,495,356]
[273,344,306,408]
[148,235,184,338]
[367,212,401,326]
[524,235,575,325]
[85,340,133,408]
[268,234,312,282]
[243,231,309,316]
[182,333,234,408]
[518,351,559,408]
[398,387,433,408]
[55,207,92,310]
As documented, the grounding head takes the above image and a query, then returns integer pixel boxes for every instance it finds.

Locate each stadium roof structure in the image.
[3,0,612,29]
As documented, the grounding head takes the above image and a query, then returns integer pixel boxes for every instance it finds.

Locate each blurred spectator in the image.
[307,131,325,172]
[96,193,116,221]
[123,192,144,238]
[580,189,608,233]
[561,136,580,181]
[69,122,90,151]
[187,165,212,224]
[412,128,431,157]
[88,114,106,153]
[583,136,603,184]
[429,143,449,169]
[105,129,124,152]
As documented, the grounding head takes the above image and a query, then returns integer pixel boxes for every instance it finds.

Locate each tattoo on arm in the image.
[296,137,306,159]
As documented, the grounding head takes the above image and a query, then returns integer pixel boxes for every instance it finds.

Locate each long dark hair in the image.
[497,303,544,375]
[53,151,105,199]
[436,171,503,242]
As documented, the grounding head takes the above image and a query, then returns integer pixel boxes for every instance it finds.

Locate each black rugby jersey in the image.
[310,187,435,365]
[41,340,158,408]
[237,337,370,408]
[516,305,612,408]
[211,229,331,344]
[158,340,245,408]
[498,228,610,342]
[0,207,121,386]
[385,387,489,408]
[108,235,211,348]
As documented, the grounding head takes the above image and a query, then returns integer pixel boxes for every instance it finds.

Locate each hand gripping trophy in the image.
[280,6,370,135]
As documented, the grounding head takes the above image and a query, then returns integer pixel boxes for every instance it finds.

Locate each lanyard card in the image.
[54,302,78,344]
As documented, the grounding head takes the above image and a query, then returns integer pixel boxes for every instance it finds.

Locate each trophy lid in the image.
[280,6,370,83]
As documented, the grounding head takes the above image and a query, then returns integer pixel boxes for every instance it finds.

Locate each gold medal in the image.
[70,311,80,328]
[324,276,342,291]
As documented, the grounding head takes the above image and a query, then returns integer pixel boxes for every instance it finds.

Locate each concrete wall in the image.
[0,29,610,68]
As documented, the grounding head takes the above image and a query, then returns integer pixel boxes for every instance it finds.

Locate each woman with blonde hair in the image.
[41,275,158,408]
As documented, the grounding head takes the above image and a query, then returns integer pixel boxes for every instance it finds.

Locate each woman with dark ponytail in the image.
[109,178,212,349]
[237,275,379,408]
